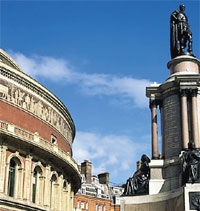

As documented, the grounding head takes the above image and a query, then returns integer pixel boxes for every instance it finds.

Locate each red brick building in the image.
[0,49,81,210]
[74,161,122,211]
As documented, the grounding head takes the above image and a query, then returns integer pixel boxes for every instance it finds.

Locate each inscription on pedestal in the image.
[163,94,182,158]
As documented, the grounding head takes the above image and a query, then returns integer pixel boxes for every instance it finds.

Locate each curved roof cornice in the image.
[0,48,22,72]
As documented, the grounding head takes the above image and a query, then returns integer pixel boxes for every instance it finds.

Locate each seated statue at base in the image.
[180,141,200,184]
[123,154,150,196]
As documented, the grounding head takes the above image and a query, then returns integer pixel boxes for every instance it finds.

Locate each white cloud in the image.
[10,52,74,81]
[9,51,152,108]
[73,131,150,182]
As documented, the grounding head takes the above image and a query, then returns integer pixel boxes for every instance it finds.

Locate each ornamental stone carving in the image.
[0,79,72,144]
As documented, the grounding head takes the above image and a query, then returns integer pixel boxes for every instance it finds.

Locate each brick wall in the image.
[0,101,71,154]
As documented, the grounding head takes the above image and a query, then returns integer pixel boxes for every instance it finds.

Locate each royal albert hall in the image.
[0,49,81,211]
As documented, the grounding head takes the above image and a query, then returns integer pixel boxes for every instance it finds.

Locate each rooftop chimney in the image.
[98,172,109,185]
[81,160,92,184]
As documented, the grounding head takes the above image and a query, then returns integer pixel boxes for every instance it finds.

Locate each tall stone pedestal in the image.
[149,158,182,194]
[149,160,165,194]
[167,55,200,76]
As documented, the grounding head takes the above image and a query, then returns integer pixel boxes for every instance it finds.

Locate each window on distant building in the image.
[96,204,98,211]
[81,201,84,209]
[86,202,88,210]
[104,205,106,211]
[77,201,80,208]
[99,205,102,211]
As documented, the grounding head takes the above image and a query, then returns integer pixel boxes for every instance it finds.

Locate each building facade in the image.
[74,160,123,211]
[0,49,81,210]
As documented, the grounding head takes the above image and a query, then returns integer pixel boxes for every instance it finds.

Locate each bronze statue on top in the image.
[170,4,193,59]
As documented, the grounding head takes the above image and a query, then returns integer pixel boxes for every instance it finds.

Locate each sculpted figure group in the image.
[123,154,150,196]
[180,141,200,184]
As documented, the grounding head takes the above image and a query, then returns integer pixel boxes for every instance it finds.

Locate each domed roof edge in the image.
[0,48,22,72]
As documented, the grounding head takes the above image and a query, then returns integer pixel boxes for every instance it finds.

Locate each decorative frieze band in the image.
[0,78,72,146]
[0,66,75,141]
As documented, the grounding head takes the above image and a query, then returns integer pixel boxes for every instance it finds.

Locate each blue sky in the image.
[1,0,199,185]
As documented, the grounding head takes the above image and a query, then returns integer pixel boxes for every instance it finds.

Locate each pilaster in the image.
[0,145,7,193]
[66,182,71,211]
[44,165,51,207]
[23,155,32,200]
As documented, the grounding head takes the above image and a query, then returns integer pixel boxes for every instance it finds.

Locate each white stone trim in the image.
[0,120,79,174]
[0,145,7,193]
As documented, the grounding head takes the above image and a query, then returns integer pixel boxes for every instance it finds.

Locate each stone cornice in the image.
[0,63,75,141]
[0,49,22,72]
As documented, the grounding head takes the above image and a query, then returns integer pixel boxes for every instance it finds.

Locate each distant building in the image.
[74,160,124,211]
[0,49,81,210]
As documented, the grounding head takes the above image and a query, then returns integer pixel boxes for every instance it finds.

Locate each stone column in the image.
[180,89,189,149]
[0,145,7,193]
[191,89,200,148]
[150,99,159,159]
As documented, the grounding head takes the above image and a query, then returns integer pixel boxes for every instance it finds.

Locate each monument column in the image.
[180,89,189,149]
[191,89,200,148]
[150,99,159,159]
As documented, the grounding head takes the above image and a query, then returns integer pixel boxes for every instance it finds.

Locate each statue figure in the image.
[180,141,200,184]
[170,4,193,59]
[123,154,150,196]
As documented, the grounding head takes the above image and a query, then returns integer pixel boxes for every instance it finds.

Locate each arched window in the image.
[32,165,43,204]
[7,159,16,197]
[6,155,23,199]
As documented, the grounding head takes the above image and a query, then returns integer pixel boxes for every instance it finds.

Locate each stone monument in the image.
[120,5,200,211]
